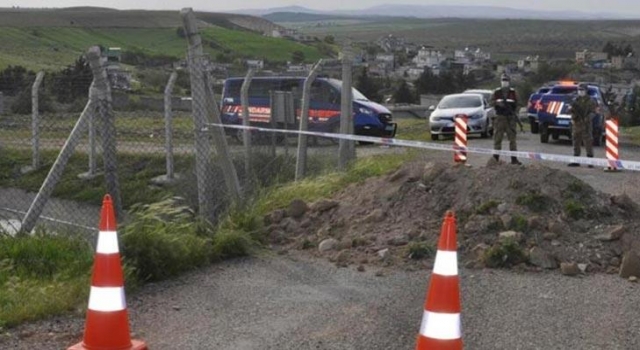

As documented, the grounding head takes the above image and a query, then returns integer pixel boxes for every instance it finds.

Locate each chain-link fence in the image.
[0,8,359,236]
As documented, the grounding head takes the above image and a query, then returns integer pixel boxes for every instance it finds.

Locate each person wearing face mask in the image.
[491,73,523,165]
[567,83,596,167]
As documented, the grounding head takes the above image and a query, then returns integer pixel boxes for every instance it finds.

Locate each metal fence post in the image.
[339,40,355,171]
[30,71,45,171]
[182,8,241,221]
[78,82,101,180]
[296,60,323,181]
[20,53,99,234]
[88,47,123,220]
[241,68,255,191]
[165,71,178,180]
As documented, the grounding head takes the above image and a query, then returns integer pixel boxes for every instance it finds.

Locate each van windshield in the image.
[326,79,369,101]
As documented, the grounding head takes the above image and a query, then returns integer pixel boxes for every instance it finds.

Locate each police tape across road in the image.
[205,123,640,172]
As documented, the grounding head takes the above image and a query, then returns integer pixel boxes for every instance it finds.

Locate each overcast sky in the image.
[2,0,640,16]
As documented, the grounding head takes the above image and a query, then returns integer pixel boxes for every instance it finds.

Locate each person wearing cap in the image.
[491,73,523,165]
[567,83,596,167]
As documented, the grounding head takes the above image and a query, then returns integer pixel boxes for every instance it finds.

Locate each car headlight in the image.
[358,107,374,115]
[430,116,440,122]
[470,114,484,119]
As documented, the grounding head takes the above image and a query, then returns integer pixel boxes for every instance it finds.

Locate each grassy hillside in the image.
[0,8,324,70]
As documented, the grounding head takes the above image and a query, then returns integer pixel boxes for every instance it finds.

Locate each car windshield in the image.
[438,95,482,109]
[550,86,598,96]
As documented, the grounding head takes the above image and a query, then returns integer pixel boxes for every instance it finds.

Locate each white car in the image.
[428,93,495,140]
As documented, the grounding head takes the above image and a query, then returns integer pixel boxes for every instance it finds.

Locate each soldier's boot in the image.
[511,157,522,165]
[587,154,594,168]
[493,154,500,162]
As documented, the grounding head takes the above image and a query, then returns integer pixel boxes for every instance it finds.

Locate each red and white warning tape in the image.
[206,123,640,171]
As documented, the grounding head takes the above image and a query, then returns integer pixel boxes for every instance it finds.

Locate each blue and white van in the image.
[220,76,397,140]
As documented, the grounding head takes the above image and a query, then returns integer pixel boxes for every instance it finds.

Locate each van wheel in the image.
[593,128,603,146]
[552,131,559,141]
[530,120,539,134]
[540,124,549,143]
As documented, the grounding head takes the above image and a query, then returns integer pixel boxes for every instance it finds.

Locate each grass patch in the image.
[482,238,528,268]
[408,242,434,260]
[120,198,214,282]
[0,148,192,209]
[564,199,586,220]
[255,151,416,216]
[515,190,552,213]
[475,200,500,215]
[509,215,529,232]
[395,118,429,141]
[0,232,93,327]
[621,126,640,145]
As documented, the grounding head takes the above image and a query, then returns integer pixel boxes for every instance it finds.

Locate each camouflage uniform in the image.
[492,85,520,164]
[570,95,595,157]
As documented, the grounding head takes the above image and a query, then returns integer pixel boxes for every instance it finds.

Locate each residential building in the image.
[576,50,609,64]
[517,56,541,73]
[377,34,406,52]
[246,60,264,70]
[413,47,446,69]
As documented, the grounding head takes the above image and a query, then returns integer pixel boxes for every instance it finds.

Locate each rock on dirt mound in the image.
[264,161,640,276]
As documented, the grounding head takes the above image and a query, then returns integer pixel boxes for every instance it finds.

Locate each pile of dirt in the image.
[263,161,640,276]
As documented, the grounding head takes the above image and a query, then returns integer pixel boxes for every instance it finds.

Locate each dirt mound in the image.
[264,161,640,275]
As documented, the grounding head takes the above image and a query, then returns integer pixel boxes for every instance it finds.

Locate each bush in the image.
[564,199,585,220]
[408,242,434,260]
[509,215,529,232]
[483,239,528,268]
[212,230,252,259]
[475,200,500,215]
[516,191,552,213]
[120,197,214,282]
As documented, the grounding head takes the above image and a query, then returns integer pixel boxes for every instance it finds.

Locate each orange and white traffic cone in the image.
[415,210,462,350]
[68,194,147,350]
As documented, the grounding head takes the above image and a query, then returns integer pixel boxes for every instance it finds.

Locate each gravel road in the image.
[3,130,640,349]
[3,253,639,350]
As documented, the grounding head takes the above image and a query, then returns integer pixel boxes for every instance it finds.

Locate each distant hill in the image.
[263,12,355,23]
[0,7,281,31]
[234,4,635,20]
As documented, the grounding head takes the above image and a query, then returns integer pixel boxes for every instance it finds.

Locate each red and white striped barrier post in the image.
[415,210,462,350]
[605,118,621,172]
[454,115,468,164]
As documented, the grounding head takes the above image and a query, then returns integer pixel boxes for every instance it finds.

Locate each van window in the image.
[224,80,242,100]
[248,80,280,98]
[311,80,339,104]
[279,79,302,93]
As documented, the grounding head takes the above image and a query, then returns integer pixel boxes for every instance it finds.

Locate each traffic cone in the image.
[68,194,147,350]
[415,210,462,350]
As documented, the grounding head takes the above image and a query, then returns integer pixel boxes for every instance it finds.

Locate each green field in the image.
[0,8,324,70]
[293,17,640,59]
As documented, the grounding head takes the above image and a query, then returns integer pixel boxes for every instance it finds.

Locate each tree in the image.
[0,65,33,96]
[50,55,93,103]
[291,50,305,64]
[354,67,383,102]
[392,80,415,104]
[323,35,335,45]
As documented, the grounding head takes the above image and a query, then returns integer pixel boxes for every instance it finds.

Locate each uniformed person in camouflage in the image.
[491,73,523,165]
[567,83,596,167]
